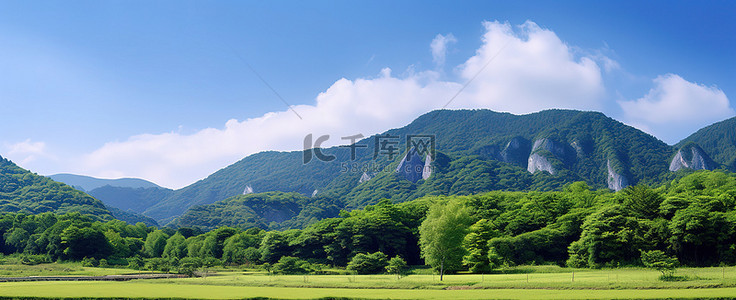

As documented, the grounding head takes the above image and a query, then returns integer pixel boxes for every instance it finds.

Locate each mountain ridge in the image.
[49,173,161,191]
[146,109,686,224]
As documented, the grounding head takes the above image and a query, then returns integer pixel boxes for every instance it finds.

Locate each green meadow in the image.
[2,264,736,299]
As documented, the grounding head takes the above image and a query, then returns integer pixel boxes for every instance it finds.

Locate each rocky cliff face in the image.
[396,148,427,183]
[669,144,715,171]
[500,137,531,166]
[607,160,629,191]
[527,138,571,174]
[422,154,433,180]
[532,139,568,159]
[527,153,556,174]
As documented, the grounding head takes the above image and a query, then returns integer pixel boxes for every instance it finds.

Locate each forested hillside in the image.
[147,109,679,223]
[88,186,173,214]
[168,192,343,231]
[0,156,111,218]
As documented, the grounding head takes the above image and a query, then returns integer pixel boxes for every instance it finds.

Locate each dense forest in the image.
[2,171,735,276]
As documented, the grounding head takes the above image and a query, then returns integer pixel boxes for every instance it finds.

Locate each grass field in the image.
[2,264,736,299]
[2,281,736,299]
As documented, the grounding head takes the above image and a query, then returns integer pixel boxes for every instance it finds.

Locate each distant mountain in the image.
[0,156,111,218]
[145,109,681,224]
[677,116,736,171]
[87,186,173,214]
[49,173,161,192]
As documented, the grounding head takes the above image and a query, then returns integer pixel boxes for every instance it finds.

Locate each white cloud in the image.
[454,21,605,113]
[430,33,457,68]
[4,139,52,166]
[72,20,611,189]
[619,74,733,144]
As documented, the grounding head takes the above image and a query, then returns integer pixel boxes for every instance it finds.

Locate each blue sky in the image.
[1,1,734,188]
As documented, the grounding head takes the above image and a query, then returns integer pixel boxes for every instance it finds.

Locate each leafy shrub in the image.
[641,250,679,279]
[272,256,312,274]
[127,256,144,270]
[385,256,409,277]
[81,257,99,267]
[347,252,388,274]
[144,257,170,272]
[177,257,203,276]
[19,254,51,265]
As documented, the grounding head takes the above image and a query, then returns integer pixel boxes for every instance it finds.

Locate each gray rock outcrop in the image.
[527,153,556,174]
[532,138,568,158]
[396,148,430,183]
[527,138,571,174]
[669,145,715,171]
[422,154,433,180]
[606,160,629,191]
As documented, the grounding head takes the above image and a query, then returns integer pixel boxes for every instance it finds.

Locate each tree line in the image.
[1,171,735,277]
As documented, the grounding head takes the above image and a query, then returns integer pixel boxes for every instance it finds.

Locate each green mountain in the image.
[677,116,736,171]
[88,186,173,214]
[168,191,342,231]
[49,173,161,192]
[146,109,679,224]
[0,156,112,218]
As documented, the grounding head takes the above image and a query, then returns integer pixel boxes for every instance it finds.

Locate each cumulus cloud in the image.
[619,74,733,144]
[454,21,605,113]
[73,20,610,189]
[430,33,457,68]
[4,139,52,165]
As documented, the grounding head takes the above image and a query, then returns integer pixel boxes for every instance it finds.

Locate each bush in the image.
[641,250,679,279]
[144,257,170,272]
[127,256,144,270]
[178,257,203,276]
[347,252,388,274]
[385,256,409,277]
[81,257,99,267]
[19,254,52,265]
[106,257,129,266]
[272,256,312,274]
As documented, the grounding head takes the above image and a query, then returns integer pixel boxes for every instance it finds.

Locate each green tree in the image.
[222,232,260,265]
[419,199,472,280]
[61,226,112,259]
[162,233,187,260]
[641,250,679,278]
[622,185,663,219]
[462,219,498,273]
[143,230,168,258]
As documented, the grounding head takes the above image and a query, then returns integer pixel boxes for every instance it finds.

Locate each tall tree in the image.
[143,230,168,258]
[419,199,471,280]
